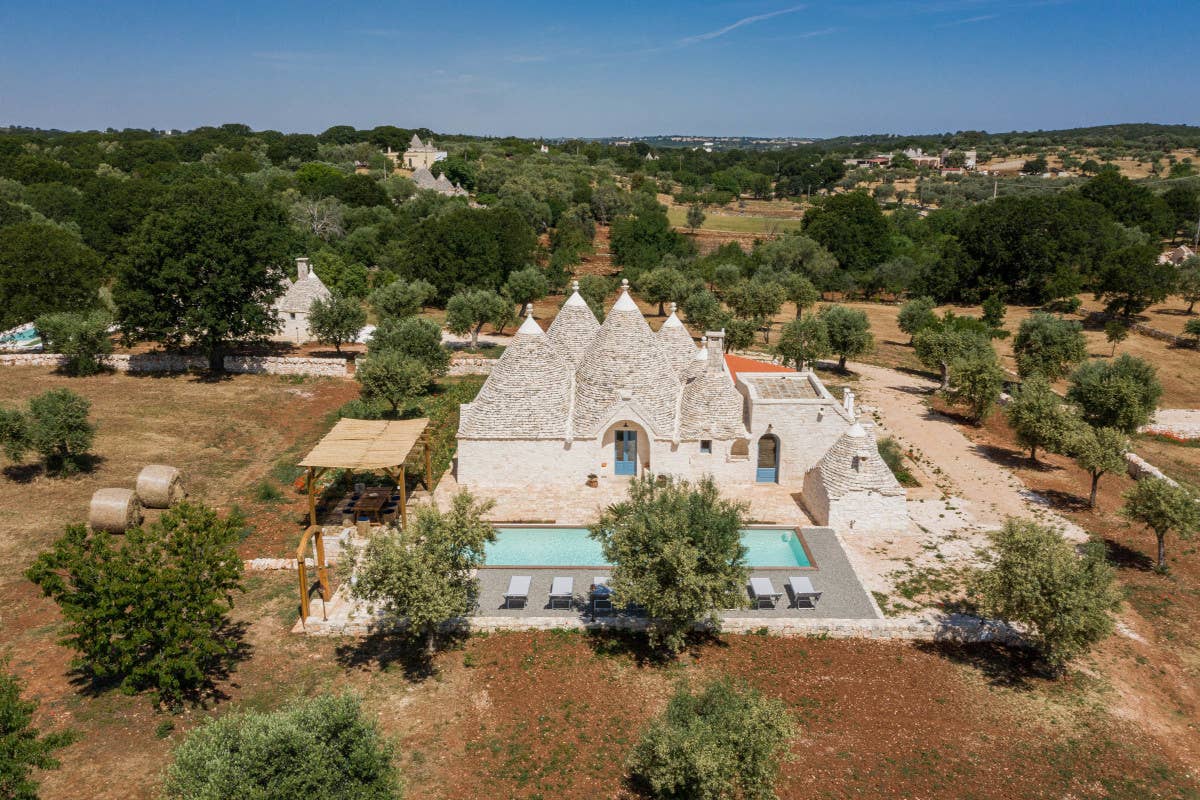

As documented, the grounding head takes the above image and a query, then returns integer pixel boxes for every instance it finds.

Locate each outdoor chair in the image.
[590,576,612,616]
[504,575,531,609]
[788,576,822,608]
[749,576,783,609]
[549,576,574,610]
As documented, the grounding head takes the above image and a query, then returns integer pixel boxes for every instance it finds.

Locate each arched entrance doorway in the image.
[614,427,639,475]
[756,434,779,483]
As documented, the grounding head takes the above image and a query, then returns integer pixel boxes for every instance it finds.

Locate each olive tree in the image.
[775,315,830,370]
[1122,477,1200,571]
[355,352,429,415]
[1005,376,1074,462]
[913,312,992,389]
[350,491,495,656]
[0,389,95,475]
[1067,354,1162,434]
[1012,312,1087,380]
[445,288,511,349]
[590,475,748,656]
[1069,426,1129,508]
[817,304,873,371]
[309,294,366,354]
[778,272,820,319]
[628,677,794,800]
[367,316,449,377]
[34,310,113,376]
[897,296,937,343]
[972,518,1121,674]
[163,694,400,800]
[948,354,1005,423]
[503,266,549,316]
[369,278,436,320]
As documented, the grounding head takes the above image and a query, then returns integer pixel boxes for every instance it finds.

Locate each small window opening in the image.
[700,440,712,454]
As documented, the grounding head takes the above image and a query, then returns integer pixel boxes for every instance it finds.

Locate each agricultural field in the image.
[665,203,806,234]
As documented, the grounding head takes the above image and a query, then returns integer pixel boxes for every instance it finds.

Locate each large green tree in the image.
[802,191,894,279]
[25,502,245,706]
[913,311,993,389]
[0,222,103,330]
[402,206,536,299]
[590,475,748,656]
[115,177,294,370]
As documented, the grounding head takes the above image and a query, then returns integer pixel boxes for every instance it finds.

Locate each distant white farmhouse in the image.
[401,134,447,170]
[456,283,906,532]
[273,257,331,344]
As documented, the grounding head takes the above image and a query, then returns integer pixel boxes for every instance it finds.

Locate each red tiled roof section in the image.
[724,355,795,382]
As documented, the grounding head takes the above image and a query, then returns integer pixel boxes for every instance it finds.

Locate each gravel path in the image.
[1141,408,1200,440]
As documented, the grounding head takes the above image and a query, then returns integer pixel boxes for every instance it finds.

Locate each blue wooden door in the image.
[614,429,637,475]
[756,435,778,483]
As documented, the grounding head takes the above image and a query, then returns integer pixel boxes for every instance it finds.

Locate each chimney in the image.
[705,329,725,373]
[296,256,311,281]
[843,388,855,419]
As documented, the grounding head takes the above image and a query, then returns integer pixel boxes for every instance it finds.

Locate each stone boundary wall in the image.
[0,351,351,377]
[1079,309,1197,349]
[448,357,494,375]
[1126,452,1180,487]
[300,610,1025,646]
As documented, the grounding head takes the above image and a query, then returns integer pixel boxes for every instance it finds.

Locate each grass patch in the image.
[253,480,285,504]
[878,436,920,487]
[666,206,805,233]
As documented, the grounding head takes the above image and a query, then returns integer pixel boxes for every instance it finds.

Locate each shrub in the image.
[590,475,747,656]
[0,388,95,475]
[35,310,113,376]
[0,664,74,800]
[25,502,245,706]
[897,296,937,342]
[628,677,794,800]
[972,518,1121,673]
[877,436,916,486]
[162,694,401,800]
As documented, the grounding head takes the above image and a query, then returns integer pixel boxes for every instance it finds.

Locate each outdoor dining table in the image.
[352,488,391,523]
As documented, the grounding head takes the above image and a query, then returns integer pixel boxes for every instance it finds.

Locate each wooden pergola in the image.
[295,418,432,620]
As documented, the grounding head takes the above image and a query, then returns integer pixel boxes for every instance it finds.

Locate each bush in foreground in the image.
[628,677,794,800]
[25,502,244,706]
[972,518,1121,673]
[0,665,74,800]
[163,694,401,800]
[35,310,113,376]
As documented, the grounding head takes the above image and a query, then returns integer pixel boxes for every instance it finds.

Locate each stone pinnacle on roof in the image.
[657,303,699,376]
[812,422,903,499]
[547,282,601,366]
[572,281,682,437]
[458,304,569,440]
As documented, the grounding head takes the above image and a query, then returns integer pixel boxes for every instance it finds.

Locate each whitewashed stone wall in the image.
[456,438,594,486]
[0,351,349,377]
[652,437,756,483]
[743,400,851,483]
[801,479,906,532]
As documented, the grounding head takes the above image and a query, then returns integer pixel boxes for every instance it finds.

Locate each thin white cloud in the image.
[935,12,998,25]
[680,4,808,45]
[506,54,549,63]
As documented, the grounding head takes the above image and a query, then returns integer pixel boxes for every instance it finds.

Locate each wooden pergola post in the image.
[398,465,408,528]
[423,437,433,491]
[305,466,328,527]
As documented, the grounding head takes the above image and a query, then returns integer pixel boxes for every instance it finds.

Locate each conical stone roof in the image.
[813,422,903,498]
[458,309,572,439]
[679,362,746,440]
[656,304,698,376]
[546,282,600,367]
[572,282,681,437]
[412,166,438,189]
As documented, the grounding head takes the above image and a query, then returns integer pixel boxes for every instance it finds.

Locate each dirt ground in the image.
[2,347,1198,798]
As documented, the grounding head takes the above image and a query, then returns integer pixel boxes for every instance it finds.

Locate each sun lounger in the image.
[749,576,783,609]
[788,576,821,608]
[591,576,612,616]
[504,575,531,609]
[549,576,574,609]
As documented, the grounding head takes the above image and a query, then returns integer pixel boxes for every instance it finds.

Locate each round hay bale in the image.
[136,464,184,508]
[90,488,142,533]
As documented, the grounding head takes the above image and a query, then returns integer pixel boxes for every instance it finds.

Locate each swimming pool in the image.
[0,325,40,348]
[485,526,812,568]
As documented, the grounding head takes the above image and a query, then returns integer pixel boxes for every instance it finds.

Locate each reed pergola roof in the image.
[299,418,430,470]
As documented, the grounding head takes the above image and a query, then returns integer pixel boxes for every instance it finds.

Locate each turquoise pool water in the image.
[0,327,39,346]
[486,527,811,568]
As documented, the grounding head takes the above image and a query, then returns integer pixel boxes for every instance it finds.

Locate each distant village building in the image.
[411,166,468,197]
[539,143,549,153]
[354,161,371,175]
[1160,244,1196,266]
[399,135,447,170]
[902,148,942,168]
[455,286,906,532]
[273,257,331,344]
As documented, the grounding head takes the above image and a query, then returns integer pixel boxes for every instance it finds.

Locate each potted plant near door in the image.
[586,473,599,488]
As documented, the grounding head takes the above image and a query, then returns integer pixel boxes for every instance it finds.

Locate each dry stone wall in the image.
[0,351,350,377]
[449,357,495,375]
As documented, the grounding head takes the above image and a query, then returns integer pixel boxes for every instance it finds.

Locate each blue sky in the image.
[0,1,1194,138]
